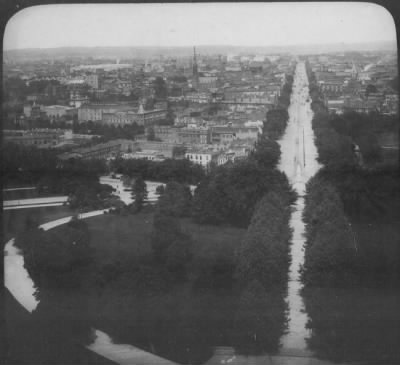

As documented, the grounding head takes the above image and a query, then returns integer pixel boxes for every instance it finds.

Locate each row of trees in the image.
[301,176,358,287]
[11,216,98,364]
[263,73,293,140]
[306,60,400,288]
[192,147,294,227]
[305,61,396,167]
[3,143,114,211]
[300,61,400,363]
[236,191,293,289]
[302,172,400,363]
[111,157,205,185]
[330,111,397,165]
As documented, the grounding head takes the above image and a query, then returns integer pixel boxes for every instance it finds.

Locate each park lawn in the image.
[84,212,154,263]
[83,212,246,265]
[181,217,245,263]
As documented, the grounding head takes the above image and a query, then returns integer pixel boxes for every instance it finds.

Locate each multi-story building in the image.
[86,74,100,89]
[78,103,136,122]
[135,104,168,126]
[198,75,219,91]
[122,151,166,161]
[318,80,345,95]
[58,139,133,160]
[211,126,259,145]
[102,111,138,126]
[78,104,114,122]
[185,148,227,168]
[42,105,77,119]
[153,126,180,143]
[343,96,380,113]
[185,91,211,104]
[69,90,89,108]
[178,126,211,145]
[4,129,63,148]
[382,94,399,115]
[132,140,182,159]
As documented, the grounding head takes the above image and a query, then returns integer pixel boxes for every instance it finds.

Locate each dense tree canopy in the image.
[112,157,205,185]
[157,181,192,217]
[235,191,292,289]
[132,175,148,212]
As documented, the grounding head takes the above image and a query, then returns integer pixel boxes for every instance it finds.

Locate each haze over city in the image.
[4,3,396,51]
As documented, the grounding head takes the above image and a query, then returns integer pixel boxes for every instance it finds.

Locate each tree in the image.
[15,218,92,292]
[132,175,147,212]
[153,77,168,100]
[172,145,186,158]
[233,279,287,355]
[365,84,377,96]
[250,135,281,169]
[235,191,291,289]
[302,177,358,287]
[157,181,192,217]
[155,184,165,196]
[146,126,156,141]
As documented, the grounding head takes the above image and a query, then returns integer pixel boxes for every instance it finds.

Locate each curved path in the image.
[3,196,69,210]
[4,207,183,365]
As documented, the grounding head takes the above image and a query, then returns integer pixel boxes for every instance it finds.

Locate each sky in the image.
[3,2,397,50]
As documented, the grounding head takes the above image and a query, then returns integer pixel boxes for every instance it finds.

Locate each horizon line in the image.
[4,40,397,53]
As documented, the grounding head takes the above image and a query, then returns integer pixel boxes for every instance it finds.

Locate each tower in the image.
[192,46,199,90]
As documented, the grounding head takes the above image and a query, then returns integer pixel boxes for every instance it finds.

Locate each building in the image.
[198,75,219,91]
[178,126,211,145]
[102,111,138,126]
[78,104,112,122]
[42,105,77,119]
[185,91,211,104]
[211,126,259,145]
[86,74,100,89]
[23,102,42,118]
[4,129,63,148]
[223,89,272,106]
[185,148,227,168]
[58,139,133,160]
[153,126,180,143]
[122,151,165,161]
[135,104,167,126]
[343,96,380,113]
[78,103,136,122]
[382,94,399,115]
[69,90,89,108]
[132,140,183,158]
[326,99,345,114]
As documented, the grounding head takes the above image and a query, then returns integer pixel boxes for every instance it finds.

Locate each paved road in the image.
[3,196,69,210]
[277,61,321,355]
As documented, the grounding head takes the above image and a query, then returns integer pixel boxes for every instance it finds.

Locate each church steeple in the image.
[192,46,199,90]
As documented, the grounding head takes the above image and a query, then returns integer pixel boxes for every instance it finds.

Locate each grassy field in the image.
[82,212,246,266]
[2,205,76,242]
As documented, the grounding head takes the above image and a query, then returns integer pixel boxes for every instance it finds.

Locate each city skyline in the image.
[4,3,396,51]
